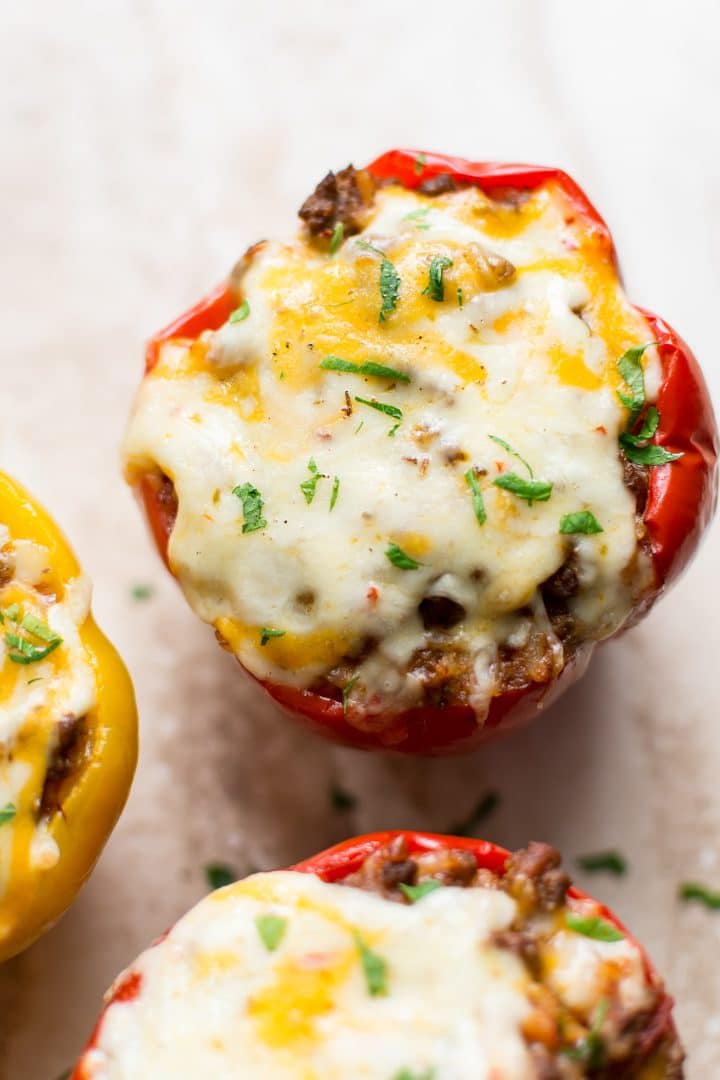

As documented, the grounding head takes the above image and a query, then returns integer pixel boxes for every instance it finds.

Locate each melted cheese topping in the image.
[0,524,98,937]
[80,870,654,1079]
[124,180,659,720]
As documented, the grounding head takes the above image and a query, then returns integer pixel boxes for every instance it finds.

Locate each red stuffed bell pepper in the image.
[72,831,683,1078]
[124,150,718,754]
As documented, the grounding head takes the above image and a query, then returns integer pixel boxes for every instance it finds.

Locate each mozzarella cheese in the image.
[79,869,654,1080]
[124,179,658,722]
[0,524,97,940]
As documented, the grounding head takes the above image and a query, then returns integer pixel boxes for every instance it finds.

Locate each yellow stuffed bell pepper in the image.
[0,472,137,961]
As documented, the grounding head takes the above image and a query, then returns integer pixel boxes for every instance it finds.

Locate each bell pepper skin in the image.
[0,473,138,961]
[134,150,718,754]
[71,830,678,1078]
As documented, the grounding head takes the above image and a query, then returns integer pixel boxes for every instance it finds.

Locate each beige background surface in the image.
[1,1,719,1076]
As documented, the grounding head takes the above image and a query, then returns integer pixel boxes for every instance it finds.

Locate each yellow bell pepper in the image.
[0,472,137,961]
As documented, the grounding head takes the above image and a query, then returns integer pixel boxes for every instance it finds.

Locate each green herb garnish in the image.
[255,914,288,952]
[131,583,154,601]
[559,511,603,535]
[565,913,624,942]
[464,468,487,525]
[354,932,388,995]
[320,356,410,383]
[0,803,16,826]
[5,632,62,665]
[392,1069,436,1080]
[329,476,340,510]
[678,882,720,910]
[399,880,442,903]
[260,627,286,647]
[449,791,500,836]
[620,405,659,447]
[379,258,401,321]
[387,422,401,437]
[354,420,365,434]
[422,256,453,302]
[403,207,431,230]
[488,434,533,477]
[330,784,357,811]
[493,474,553,504]
[385,543,421,570]
[457,286,463,308]
[329,221,344,254]
[565,999,608,1069]
[229,299,250,323]
[617,343,655,417]
[233,483,267,533]
[1,606,63,665]
[620,441,683,466]
[413,153,427,176]
[342,674,360,715]
[205,863,236,890]
[577,851,627,876]
[300,458,326,504]
[355,396,403,420]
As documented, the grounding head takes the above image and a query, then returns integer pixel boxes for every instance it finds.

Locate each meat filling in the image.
[342,839,683,1079]
[39,713,88,818]
[299,166,377,240]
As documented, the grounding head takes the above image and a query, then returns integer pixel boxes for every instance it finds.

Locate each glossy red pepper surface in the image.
[136,149,718,754]
[72,830,676,1076]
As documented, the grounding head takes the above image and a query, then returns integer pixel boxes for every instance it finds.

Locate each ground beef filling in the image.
[39,712,89,818]
[342,839,683,1079]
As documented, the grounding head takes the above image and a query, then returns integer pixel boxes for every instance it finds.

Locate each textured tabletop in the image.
[1,1,719,1076]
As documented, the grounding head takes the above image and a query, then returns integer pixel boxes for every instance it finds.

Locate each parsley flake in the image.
[620,405,659,447]
[320,356,410,383]
[392,1069,436,1080]
[617,343,655,417]
[379,257,401,321]
[493,473,553,504]
[413,153,427,176]
[559,511,603,535]
[679,881,720,910]
[457,286,463,308]
[422,256,453,302]
[354,932,388,996]
[342,674,359,715]
[399,880,442,903]
[355,396,403,420]
[233,483,267,533]
[131,583,153,601]
[565,913,624,942]
[464,468,487,525]
[385,543,421,570]
[403,207,431,230]
[260,627,286,647]
[329,221,344,254]
[620,441,682,466]
[577,851,628,876]
[0,803,16,826]
[330,475,340,510]
[488,434,533,477]
[229,299,250,323]
[255,914,287,952]
[300,458,326,504]
[205,863,236,890]
[564,1000,608,1070]
[387,422,401,437]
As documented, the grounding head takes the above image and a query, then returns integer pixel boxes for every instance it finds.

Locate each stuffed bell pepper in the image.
[0,472,137,961]
[72,831,683,1078]
[124,150,718,754]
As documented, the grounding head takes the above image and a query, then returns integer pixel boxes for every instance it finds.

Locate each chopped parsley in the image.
[392,1069,436,1080]
[130,583,153,601]
[565,913,624,942]
[342,674,359,715]
[464,468,487,525]
[403,207,431,230]
[260,627,286,647]
[493,473,553,504]
[577,851,628,876]
[616,343,654,417]
[399,880,442,903]
[559,511,603,535]
[449,791,500,836]
[300,458,326,504]
[329,221,344,254]
[620,405,659,446]
[413,152,427,176]
[354,932,388,995]
[620,441,682,466]
[616,345,683,465]
[457,286,463,308]
[228,299,250,323]
[255,914,288,952]
[422,256,453,302]
[385,543,421,570]
[565,999,608,1070]
[379,258,401,321]
[0,803,16,826]
[387,422,401,437]
[1,605,63,665]
[354,420,365,434]
[204,863,236,890]
[330,783,357,811]
[678,881,720,910]
[488,434,533,477]
[233,483,267,533]
[355,396,403,420]
[329,475,340,510]
[320,356,410,383]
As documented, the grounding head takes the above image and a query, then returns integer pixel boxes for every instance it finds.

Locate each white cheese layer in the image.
[0,526,97,916]
[124,179,658,721]
[80,869,653,1080]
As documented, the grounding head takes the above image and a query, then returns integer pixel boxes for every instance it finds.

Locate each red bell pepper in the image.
[135,150,718,753]
[72,830,678,1078]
